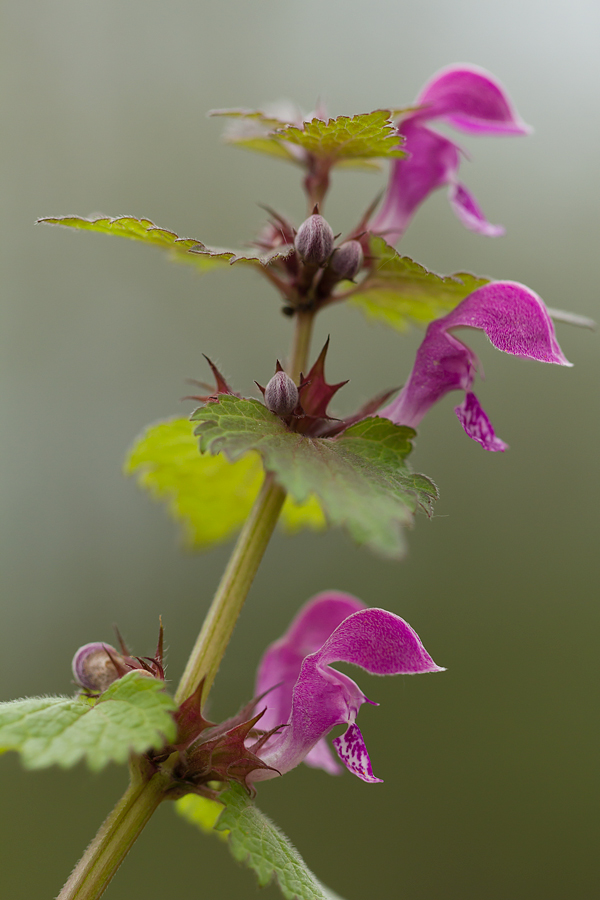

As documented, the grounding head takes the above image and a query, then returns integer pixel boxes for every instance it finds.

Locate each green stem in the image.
[57,767,169,900]
[175,307,315,705]
[288,308,315,382]
[175,472,286,704]
[57,307,316,900]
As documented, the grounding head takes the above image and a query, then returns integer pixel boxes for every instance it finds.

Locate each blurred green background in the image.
[1,1,599,898]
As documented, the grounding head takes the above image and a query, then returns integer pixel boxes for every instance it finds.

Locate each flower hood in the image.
[370,64,531,244]
[251,591,442,783]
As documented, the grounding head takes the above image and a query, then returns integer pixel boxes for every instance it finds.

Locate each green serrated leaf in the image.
[192,397,437,558]
[276,110,406,163]
[211,107,404,169]
[347,235,489,331]
[37,216,293,274]
[215,783,346,900]
[125,418,326,549]
[0,672,176,771]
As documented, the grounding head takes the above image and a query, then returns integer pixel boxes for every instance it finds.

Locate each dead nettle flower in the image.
[378,281,571,451]
[165,593,441,795]
[249,592,443,784]
[72,624,165,694]
[370,64,531,243]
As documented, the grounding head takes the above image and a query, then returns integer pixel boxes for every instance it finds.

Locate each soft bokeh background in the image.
[2,2,599,898]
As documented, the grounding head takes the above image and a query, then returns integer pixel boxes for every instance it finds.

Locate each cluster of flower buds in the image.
[292,208,365,303]
[253,204,366,315]
[72,624,165,694]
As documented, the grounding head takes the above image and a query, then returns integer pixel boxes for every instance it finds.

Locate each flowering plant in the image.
[0,65,589,900]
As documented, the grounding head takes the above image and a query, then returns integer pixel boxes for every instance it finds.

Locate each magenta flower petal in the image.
[314,607,442,676]
[252,600,442,782]
[370,64,529,242]
[455,391,508,452]
[440,281,572,364]
[303,738,344,775]
[333,723,382,784]
[379,330,478,428]
[255,591,366,733]
[415,64,532,136]
[370,121,460,243]
[379,281,571,451]
[449,182,504,236]
[254,591,365,777]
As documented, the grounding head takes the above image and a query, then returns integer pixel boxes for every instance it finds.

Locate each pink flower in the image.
[251,592,442,784]
[379,281,571,451]
[370,65,531,243]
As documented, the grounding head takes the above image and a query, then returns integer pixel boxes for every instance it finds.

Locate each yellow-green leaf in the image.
[276,110,406,163]
[177,784,347,900]
[37,215,293,273]
[175,794,228,839]
[125,418,326,549]
[211,107,405,169]
[216,784,347,900]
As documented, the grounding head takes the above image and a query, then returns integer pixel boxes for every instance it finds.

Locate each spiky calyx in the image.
[157,682,282,798]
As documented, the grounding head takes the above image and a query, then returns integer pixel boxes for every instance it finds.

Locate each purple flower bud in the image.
[264,370,299,417]
[72,642,122,692]
[329,240,364,281]
[294,214,334,266]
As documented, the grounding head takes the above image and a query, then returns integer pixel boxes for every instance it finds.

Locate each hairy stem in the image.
[175,472,286,704]
[57,766,169,900]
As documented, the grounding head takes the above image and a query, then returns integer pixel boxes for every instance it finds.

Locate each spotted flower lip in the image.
[378,281,572,452]
[250,591,442,784]
[370,64,531,244]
